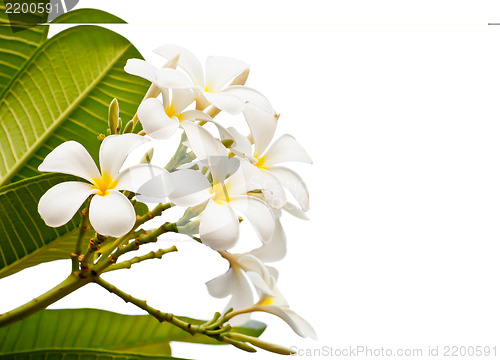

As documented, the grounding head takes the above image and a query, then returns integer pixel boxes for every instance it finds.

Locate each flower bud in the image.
[122,119,134,134]
[108,98,120,134]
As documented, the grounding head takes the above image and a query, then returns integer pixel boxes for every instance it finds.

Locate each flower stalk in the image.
[71,203,90,272]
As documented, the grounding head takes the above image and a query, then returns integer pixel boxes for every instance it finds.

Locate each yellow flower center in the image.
[92,172,118,197]
[259,297,275,306]
[209,182,231,205]
[254,155,269,171]
[165,104,177,118]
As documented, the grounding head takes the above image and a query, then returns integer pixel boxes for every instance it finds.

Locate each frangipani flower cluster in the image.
[37,45,315,350]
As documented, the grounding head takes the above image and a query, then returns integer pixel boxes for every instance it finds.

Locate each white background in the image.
[3,1,500,359]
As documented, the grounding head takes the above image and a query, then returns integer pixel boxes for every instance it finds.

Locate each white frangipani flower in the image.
[201,160,276,251]
[253,285,317,339]
[207,237,316,339]
[222,85,280,158]
[154,44,249,114]
[38,134,167,237]
[231,127,312,212]
[206,211,286,321]
[125,58,234,146]
[206,251,279,326]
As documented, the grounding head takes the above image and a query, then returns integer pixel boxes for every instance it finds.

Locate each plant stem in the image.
[102,246,177,272]
[98,202,173,261]
[94,277,205,335]
[71,204,90,272]
[165,133,188,171]
[93,222,178,274]
[226,333,295,355]
[0,273,91,328]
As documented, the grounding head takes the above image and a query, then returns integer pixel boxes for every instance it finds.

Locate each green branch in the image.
[93,222,178,274]
[102,246,177,272]
[0,273,92,328]
[97,202,173,261]
[94,277,207,335]
[71,204,90,272]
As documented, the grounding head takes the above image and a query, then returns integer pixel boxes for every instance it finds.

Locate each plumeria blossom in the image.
[253,283,317,339]
[38,134,167,237]
[125,58,234,148]
[230,126,312,212]
[206,215,315,339]
[206,213,287,320]
[139,128,275,250]
[207,252,277,325]
[174,122,276,250]
[154,44,249,114]
[154,45,280,148]
[189,158,276,251]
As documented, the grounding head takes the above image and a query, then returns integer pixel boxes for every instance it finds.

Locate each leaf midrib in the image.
[0,26,132,186]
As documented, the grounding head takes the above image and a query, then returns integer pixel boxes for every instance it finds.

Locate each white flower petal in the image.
[154,44,205,87]
[230,196,275,244]
[202,91,245,115]
[124,58,159,85]
[206,267,237,298]
[243,102,278,157]
[156,68,195,89]
[38,141,100,183]
[218,86,277,155]
[116,164,168,193]
[201,118,234,143]
[282,202,310,220]
[225,160,266,196]
[226,127,254,161]
[200,199,239,250]
[246,271,275,296]
[269,166,310,211]
[177,109,212,122]
[136,172,174,204]
[38,181,94,227]
[89,191,136,237]
[267,266,280,284]
[166,169,212,207]
[205,56,249,92]
[264,134,312,166]
[181,121,227,158]
[222,85,274,113]
[171,89,196,114]
[137,98,179,140]
[255,305,317,339]
[237,254,276,297]
[238,254,270,280]
[259,171,287,209]
[99,134,149,178]
[227,269,254,326]
[249,218,287,262]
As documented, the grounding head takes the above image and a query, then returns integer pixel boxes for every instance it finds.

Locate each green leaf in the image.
[0,309,266,356]
[0,349,188,360]
[0,173,88,278]
[51,8,127,24]
[0,23,149,186]
[0,3,48,96]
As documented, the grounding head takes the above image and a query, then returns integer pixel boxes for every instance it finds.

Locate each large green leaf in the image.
[0,309,266,356]
[0,173,88,278]
[0,349,188,360]
[0,3,48,96]
[0,23,149,186]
